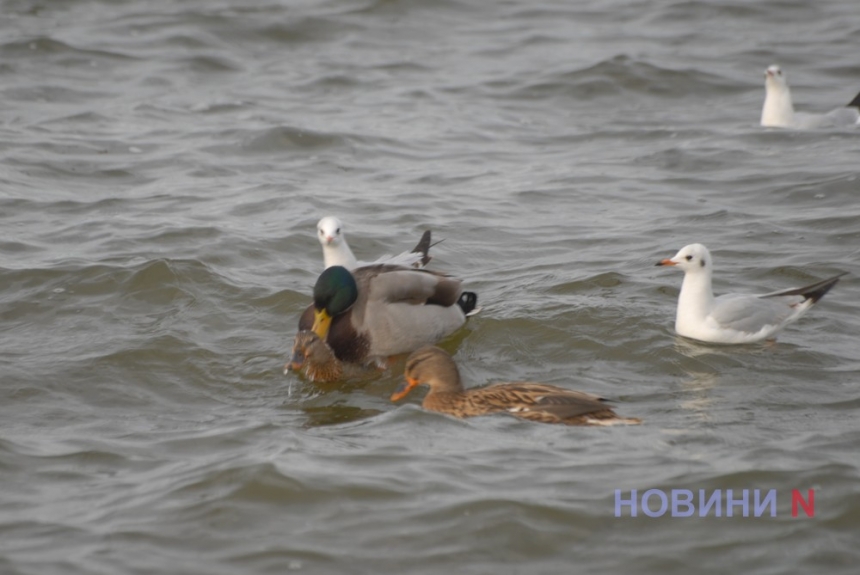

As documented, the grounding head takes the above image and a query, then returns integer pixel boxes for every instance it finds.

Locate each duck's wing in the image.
[356,265,462,307]
[327,265,469,359]
[468,383,611,419]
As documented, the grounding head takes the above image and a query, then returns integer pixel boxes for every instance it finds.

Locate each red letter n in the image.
[792,489,814,518]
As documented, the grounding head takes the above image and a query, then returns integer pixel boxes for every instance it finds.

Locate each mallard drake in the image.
[317,216,432,270]
[391,346,640,426]
[298,265,478,365]
[657,243,845,344]
[285,330,343,382]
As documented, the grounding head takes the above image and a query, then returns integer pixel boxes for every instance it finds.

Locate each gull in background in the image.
[317,216,432,270]
[760,64,860,129]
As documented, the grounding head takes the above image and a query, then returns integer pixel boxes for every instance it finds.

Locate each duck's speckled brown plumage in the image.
[392,346,640,426]
[285,330,343,382]
[302,264,476,365]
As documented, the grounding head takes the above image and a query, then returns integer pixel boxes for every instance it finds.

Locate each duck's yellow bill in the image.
[312,309,332,339]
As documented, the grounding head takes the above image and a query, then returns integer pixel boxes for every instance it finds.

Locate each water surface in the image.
[2,1,859,573]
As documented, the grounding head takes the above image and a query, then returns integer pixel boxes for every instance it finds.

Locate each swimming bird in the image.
[760,64,860,129]
[391,346,640,426]
[656,243,845,344]
[285,330,343,382]
[297,265,479,366]
[317,216,432,270]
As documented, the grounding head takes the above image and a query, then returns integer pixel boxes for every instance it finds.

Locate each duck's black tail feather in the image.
[762,273,847,303]
[457,292,479,316]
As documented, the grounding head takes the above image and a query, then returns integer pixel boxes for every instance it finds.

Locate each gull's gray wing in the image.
[824,107,860,126]
[792,112,832,129]
[710,293,796,333]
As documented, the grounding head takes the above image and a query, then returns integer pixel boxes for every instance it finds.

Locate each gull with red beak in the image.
[317,216,432,270]
[657,243,845,344]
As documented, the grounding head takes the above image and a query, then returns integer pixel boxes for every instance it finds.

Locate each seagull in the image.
[760,64,860,129]
[656,243,845,344]
[316,216,432,270]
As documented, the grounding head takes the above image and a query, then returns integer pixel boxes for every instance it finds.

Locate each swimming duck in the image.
[317,216,432,270]
[285,330,343,382]
[657,243,845,344]
[391,346,640,426]
[298,265,479,365]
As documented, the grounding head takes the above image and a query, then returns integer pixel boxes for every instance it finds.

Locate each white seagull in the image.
[656,243,845,344]
[760,64,860,129]
[316,216,432,270]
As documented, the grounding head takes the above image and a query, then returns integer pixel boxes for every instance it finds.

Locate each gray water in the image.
[2,0,859,573]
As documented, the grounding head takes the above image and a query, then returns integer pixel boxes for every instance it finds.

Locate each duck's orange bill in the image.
[285,346,306,372]
[656,259,676,267]
[312,309,332,339]
[391,377,420,402]
[284,358,303,375]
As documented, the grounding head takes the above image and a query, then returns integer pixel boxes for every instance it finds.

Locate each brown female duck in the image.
[391,346,640,426]
[285,330,343,382]
[298,265,478,365]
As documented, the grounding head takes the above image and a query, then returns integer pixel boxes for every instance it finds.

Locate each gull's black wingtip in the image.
[846,90,860,110]
[411,230,432,266]
[803,272,848,304]
[763,272,847,303]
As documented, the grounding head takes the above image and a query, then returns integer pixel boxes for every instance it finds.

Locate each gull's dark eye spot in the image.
[700,259,706,268]
[685,255,693,261]
[336,228,341,234]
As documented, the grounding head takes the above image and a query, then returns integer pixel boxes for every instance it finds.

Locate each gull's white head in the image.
[317,216,345,247]
[657,243,713,274]
[761,64,794,127]
[764,65,787,89]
